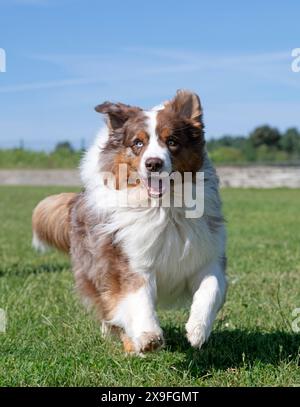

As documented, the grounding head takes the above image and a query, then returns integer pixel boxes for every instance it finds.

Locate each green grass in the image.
[0,149,82,169]
[0,186,300,386]
[1,148,299,169]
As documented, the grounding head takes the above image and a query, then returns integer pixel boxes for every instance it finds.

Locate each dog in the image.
[32,89,227,354]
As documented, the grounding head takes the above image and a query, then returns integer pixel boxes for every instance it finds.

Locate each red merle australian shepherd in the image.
[32,89,227,354]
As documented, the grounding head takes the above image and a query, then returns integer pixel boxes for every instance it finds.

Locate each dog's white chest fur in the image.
[105,206,221,306]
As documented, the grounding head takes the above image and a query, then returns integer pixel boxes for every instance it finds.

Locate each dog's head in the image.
[95,89,205,198]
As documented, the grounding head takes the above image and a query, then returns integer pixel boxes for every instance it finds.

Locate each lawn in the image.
[0,186,299,386]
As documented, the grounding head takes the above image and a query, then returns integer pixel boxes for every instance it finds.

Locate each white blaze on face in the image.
[140,110,172,177]
[139,110,172,198]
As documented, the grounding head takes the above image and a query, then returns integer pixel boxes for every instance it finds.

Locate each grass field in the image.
[0,186,300,386]
[0,149,82,169]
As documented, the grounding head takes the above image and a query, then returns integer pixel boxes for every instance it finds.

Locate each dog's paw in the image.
[124,330,164,354]
[138,331,165,352]
[121,326,164,355]
[185,321,208,349]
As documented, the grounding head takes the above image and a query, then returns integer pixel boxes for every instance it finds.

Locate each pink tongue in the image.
[147,177,167,196]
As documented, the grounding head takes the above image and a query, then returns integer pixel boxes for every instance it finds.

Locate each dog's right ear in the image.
[95,102,142,131]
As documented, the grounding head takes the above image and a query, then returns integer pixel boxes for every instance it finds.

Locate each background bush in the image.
[0,142,82,169]
[206,126,300,165]
[1,127,300,168]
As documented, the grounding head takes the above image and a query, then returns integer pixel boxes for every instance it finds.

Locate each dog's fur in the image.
[32,90,227,354]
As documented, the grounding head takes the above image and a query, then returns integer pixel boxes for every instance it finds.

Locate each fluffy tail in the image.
[32,192,78,254]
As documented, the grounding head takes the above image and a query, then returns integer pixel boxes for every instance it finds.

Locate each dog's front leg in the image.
[186,260,227,349]
[110,273,164,354]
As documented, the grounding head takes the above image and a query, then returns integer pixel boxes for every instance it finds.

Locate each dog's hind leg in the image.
[186,259,227,349]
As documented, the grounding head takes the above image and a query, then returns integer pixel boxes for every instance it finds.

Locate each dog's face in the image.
[95,90,205,198]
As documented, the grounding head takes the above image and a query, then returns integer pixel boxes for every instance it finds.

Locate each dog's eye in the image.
[133,139,144,148]
[167,139,178,148]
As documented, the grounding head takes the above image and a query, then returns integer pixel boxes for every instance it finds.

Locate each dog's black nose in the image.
[145,157,163,172]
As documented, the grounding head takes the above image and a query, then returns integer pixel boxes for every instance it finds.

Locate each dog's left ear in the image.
[95,102,141,131]
[170,89,203,127]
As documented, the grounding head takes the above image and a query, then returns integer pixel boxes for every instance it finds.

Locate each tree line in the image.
[1,127,300,168]
[206,126,300,164]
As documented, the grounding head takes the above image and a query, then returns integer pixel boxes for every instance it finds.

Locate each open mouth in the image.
[141,175,170,198]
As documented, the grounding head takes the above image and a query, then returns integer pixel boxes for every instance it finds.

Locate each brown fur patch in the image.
[121,334,136,353]
[95,102,142,131]
[70,194,145,321]
[156,90,205,174]
[32,192,77,253]
[100,111,149,189]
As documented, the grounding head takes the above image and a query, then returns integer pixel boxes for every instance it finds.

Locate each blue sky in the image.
[0,0,300,150]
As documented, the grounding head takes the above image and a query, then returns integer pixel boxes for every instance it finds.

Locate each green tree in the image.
[54,141,74,153]
[209,146,245,164]
[242,139,257,162]
[280,128,300,155]
[249,125,281,148]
